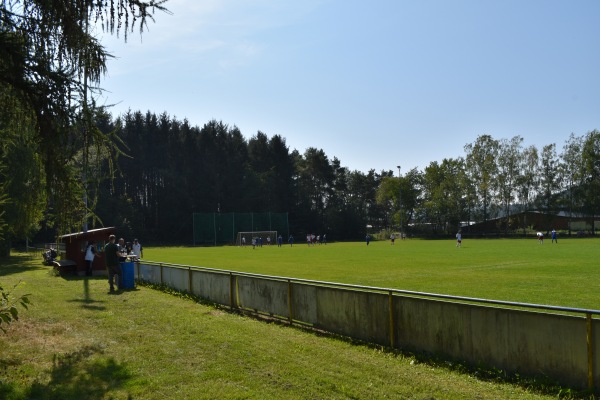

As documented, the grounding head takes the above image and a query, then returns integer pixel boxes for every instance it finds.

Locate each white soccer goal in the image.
[236,231,278,246]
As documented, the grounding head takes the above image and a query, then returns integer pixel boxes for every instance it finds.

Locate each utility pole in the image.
[397,165,402,239]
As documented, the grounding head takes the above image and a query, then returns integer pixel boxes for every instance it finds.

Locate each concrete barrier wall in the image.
[138,262,161,283]
[394,296,597,388]
[136,262,599,391]
[314,287,390,344]
[162,266,188,292]
[235,276,290,317]
[191,270,231,306]
[290,283,317,324]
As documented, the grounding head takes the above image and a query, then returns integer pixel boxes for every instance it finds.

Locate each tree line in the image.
[386,131,600,236]
[87,110,389,244]
[66,109,599,244]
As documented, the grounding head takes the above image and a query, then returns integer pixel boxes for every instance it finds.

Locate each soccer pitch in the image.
[146,238,599,310]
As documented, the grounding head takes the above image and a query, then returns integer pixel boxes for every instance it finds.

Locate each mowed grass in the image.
[0,253,564,399]
[147,237,599,310]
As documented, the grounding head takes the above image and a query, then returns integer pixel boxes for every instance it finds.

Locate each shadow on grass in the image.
[65,278,140,311]
[59,273,141,292]
[0,255,47,277]
[0,344,134,400]
[65,278,108,311]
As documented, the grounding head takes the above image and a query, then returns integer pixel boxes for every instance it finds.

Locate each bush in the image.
[0,281,30,333]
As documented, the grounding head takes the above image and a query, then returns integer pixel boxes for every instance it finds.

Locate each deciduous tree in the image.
[464,135,499,224]
[496,136,523,233]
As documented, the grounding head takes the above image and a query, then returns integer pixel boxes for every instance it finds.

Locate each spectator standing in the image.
[85,240,100,276]
[132,239,143,259]
[104,235,122,292]
[117,238,127,262]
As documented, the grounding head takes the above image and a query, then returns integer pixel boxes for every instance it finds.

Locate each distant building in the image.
[465,211,599,235]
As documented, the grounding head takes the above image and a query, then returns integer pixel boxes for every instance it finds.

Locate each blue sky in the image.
[98,0,600,174]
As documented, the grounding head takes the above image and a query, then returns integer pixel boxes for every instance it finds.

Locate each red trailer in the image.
[57,227,117,275]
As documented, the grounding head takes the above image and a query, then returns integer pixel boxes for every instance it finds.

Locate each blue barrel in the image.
[120,262,135,289]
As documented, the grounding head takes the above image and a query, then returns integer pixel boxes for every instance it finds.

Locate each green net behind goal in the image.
[193,212,289,245]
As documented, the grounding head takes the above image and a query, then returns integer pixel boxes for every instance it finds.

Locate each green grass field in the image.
[0,251,577,399]
[146,238,599,310]
[1,239,597,399]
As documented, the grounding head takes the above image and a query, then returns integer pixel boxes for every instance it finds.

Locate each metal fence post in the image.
[389,290,395,348]
[587,313,594,393]
[229,272,235,308]
[288,279,293,324]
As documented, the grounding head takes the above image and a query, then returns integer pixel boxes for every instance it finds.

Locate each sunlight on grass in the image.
[0,242,595,399]
[146,238,599,309]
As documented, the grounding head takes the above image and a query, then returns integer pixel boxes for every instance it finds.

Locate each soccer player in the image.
[536,232,544,244]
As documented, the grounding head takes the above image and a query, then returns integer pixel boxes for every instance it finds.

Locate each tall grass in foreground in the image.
[0,252,577,399]
[146,238,599,309]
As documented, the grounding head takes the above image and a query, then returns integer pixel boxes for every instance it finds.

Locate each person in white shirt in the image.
[85,240,100,276]
[536,231,544,244]
[456,231,462,248]
[132,239,143,259]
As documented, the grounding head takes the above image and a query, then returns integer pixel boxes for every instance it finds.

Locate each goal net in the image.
[236,231,278,246]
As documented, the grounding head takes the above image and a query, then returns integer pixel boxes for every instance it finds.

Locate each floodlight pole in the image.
[397,165,402,239]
